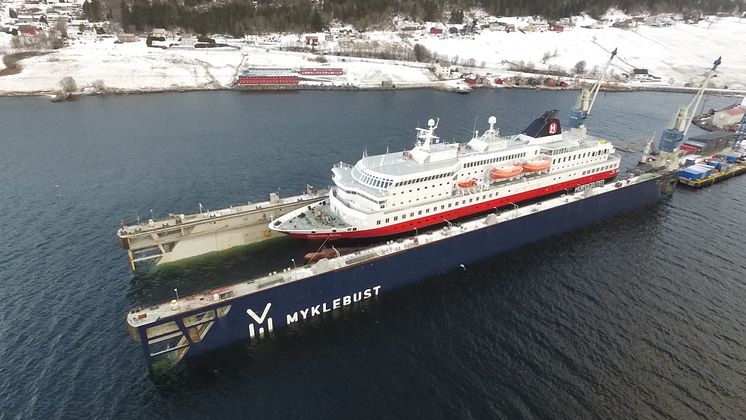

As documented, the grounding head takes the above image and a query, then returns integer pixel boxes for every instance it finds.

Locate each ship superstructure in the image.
[271,112,620,239]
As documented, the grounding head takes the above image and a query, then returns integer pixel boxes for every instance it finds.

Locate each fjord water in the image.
[1,89,745,419]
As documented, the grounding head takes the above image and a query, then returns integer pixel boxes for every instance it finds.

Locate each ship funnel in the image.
[522,110,562,138]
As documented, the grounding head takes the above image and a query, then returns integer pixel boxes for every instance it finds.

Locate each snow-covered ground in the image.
[0,39,435,94]
[0,15,744,95]
[416,17,746,89]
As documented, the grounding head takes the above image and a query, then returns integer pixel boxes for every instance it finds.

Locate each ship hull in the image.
[132,171,674,374]
[282,169,618,240]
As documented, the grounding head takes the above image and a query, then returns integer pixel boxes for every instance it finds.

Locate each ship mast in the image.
[567,48,617,129]
[415,118,439,151]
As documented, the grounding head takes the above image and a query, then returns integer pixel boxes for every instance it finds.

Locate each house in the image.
[150,28,167,38]
[117,33,138,43]
[629,68,660,81]
[305,35,318,45]
[551,25,564,32]
[435,64,455,79]
[429,27,443,35]
[713,107,746,129]
[299,67,343,76]
[18,25,38,36]
[504,24,515,32]
[238,73,299,85]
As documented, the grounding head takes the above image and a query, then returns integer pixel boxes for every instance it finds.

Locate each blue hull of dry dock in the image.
[133,173,675,374]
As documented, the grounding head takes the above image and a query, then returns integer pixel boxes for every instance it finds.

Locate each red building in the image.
[238,74,299,85]
[299,67,344,76]
[551,25,564,32]
[18,25,38,37]
[429,27,443,35]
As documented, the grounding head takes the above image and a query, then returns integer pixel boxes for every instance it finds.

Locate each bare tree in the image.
[56,17,68,38]
[60,76,78,94]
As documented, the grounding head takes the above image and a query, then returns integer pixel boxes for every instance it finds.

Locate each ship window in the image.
[469,198,473,203]
[433,207,437,211]
[448,203,452,208]
[418,211,422,215]
[462,200,466,204]
[441,205,445,210]
[385,218,390,223]
[394,216,398,221]
[402,214,406,219]
[380,205,385,209]
[425,209,430,213]
[377,220,381,225]
[411,212,414,217]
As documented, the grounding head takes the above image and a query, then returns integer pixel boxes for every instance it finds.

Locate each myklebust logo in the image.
[246,303,273,339]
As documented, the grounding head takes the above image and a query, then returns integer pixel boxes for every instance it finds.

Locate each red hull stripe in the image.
[287,170,618,240]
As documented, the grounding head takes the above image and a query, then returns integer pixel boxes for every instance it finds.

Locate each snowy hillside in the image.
[0,14,744,95]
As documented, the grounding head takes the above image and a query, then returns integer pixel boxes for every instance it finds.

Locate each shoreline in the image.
[0,82,746,102]
[3,82,743,100]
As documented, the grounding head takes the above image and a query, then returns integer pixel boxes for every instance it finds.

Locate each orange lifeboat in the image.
[522,156,551,172]
[457,179,477,188]
[489,164,523,179]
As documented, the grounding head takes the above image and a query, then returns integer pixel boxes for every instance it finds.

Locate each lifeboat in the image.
[522,156,552,172]
[457,179,477,188]
[489,164,523,179]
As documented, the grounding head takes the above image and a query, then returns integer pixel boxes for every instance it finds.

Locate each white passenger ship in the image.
[271,110,620,239]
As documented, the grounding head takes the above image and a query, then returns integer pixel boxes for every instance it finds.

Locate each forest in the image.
[87,0,745,36]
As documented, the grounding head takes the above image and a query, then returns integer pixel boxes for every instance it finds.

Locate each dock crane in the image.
[658,57,721,152]
[567,48,617,129]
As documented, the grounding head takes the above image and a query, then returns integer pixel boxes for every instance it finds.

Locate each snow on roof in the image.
[723,107,745,116]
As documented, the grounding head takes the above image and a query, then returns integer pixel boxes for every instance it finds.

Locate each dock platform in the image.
[117,186,326,271]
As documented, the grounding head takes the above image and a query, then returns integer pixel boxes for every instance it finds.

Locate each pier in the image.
[117,186,326,271]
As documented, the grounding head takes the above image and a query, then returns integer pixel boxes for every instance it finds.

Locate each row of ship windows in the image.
[464,152,528,168]
[397,172,453,186]
[352,166,394,189]
[582,164,615,175]
[377,191,511,225]
[553,149,609,165]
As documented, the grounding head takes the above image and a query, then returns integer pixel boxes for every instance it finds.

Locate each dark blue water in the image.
[2,89,745,419]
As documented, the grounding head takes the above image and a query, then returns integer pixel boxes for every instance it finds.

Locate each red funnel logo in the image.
[548,121,558,135]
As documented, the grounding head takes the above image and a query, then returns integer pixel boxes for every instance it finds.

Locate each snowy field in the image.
[416,17,746,89]
[0,15,744,95]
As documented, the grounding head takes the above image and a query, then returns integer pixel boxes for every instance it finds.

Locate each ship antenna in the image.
[472,114,478,138]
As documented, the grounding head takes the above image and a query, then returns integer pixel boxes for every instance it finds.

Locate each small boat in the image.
[522,156,551,172]
[489,164,523,179]
[457,179,477,188]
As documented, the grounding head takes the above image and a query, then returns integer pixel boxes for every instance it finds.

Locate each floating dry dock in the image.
[127,169,676,374]
[117,186,326,271]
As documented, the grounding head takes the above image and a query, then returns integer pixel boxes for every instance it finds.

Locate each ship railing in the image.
[541,141,600,156]
[334,162,353,170]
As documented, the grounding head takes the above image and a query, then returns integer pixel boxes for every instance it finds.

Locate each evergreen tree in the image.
[311,9,323,31]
